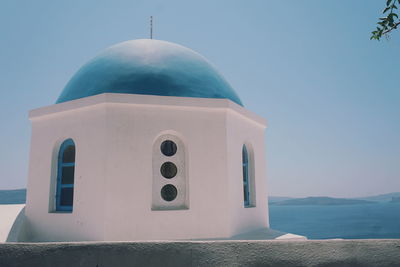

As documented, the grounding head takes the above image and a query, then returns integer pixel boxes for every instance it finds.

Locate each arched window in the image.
[152,134,188,210]
[56,139,75,212]
[242,144,250,207]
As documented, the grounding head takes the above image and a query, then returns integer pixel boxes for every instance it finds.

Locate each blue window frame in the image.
[242,144,250,207]
[56,139,75,212]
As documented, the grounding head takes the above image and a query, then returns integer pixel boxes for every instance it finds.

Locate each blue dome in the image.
[57,39,243,106]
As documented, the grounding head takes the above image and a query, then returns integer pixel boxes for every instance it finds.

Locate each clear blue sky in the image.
[0,0,399,197]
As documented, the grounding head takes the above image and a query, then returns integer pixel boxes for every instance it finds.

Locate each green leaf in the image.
[384,7,391,13]
[387,0,393,6]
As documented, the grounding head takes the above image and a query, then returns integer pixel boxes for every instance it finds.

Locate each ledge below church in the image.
[1,239,400,267]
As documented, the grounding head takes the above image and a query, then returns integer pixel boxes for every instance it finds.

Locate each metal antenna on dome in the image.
[150,16,153,39]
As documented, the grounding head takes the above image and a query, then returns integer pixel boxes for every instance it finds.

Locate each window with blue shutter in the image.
[56,139,75,212]
[242,144,250,207]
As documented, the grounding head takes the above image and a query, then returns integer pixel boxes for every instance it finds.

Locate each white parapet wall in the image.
[0,204,25,242]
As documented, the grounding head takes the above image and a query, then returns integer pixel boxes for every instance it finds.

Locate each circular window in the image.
[160,162,177,178]
[161,184,177,201]
[160,140,177,156]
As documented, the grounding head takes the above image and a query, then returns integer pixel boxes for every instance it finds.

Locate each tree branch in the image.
[382,21,400,35]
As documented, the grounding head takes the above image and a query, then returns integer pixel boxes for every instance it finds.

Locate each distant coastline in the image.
[390,196,400,203]
[270,197,373,206]
[269,192,400,206]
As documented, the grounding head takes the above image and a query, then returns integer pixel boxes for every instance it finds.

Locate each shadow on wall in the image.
[6,207,29,242]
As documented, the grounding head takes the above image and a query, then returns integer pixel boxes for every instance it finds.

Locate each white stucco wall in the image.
[226,109,268,235]
[24,93,267,242]
[26,103,108,241]
[102,100,231,240]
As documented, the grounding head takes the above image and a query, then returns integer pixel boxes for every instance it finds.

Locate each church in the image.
[3,39,304,242]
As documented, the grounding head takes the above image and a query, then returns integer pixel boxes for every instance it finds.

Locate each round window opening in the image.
[160,162,177,178]
[161,184,177,201]
[160,140,177,156]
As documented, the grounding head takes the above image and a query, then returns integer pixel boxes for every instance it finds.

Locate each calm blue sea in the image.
[269,203,400,239]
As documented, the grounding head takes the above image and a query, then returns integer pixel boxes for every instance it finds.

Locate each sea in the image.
[269,202,400,239]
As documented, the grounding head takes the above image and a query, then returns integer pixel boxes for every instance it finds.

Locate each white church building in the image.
[2,39,304,242]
